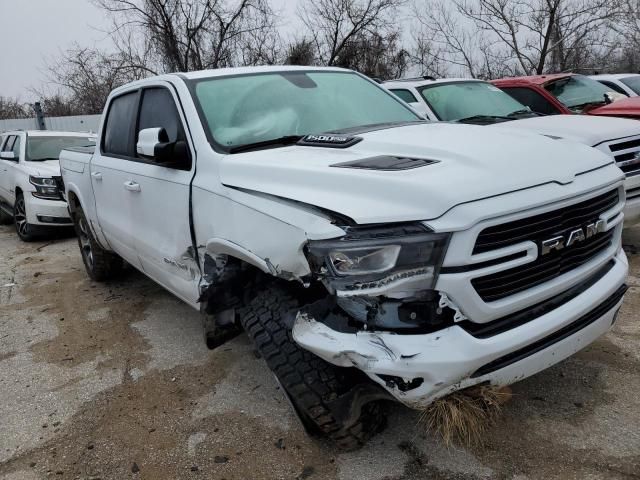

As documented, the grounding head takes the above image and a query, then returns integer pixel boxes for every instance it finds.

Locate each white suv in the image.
[383,77,640,225]
[590,73,640,97]
[0,130,96,241]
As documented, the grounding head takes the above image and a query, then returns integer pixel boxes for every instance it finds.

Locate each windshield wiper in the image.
[506,109,540,117]
[228,135,304,154]
[29,157,60,161]
[456,114,513,124]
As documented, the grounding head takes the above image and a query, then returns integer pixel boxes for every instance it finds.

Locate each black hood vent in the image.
[331,155,439,171]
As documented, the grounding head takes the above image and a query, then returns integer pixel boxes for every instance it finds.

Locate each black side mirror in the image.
[137,127,191,170]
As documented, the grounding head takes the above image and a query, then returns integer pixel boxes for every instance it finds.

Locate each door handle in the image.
[124,181,141,192]
[91,172,102,181]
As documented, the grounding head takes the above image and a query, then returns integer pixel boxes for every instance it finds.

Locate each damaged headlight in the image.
[29,176,61,200]
[307,223,450,290]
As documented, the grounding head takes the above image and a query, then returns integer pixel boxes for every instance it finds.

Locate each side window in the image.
[2,136,16,152]
[391,89,419,103]
[136,88,185,147]
[12,136,21,158]
[103,91,139,157]
[500,87,561,115]
[597,80,628,96]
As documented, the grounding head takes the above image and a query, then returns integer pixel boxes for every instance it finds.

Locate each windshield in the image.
[191,71,420,150]
[621,76,640,95]
[544,75,612,111]
[26,136,96,161]
[418,81,529,122]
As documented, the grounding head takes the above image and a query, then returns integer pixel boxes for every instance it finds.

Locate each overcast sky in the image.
[0,0,298,101]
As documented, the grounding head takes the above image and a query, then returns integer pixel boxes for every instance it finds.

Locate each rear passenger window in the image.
[136,88,185,147]
[391,89,419,103]
[11,136,21,157]
[2,136,16,152]
[500,87,560,115]
[103,92,138,156]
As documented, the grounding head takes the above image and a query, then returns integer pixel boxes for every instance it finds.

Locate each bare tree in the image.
[414,0,624,77]
[298,0,406,67]
[285,38,317,65]
[0,97,30,120]
[95,0,280,72]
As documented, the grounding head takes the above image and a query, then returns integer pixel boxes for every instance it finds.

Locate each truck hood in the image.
[587,96,640,118]
[489,115,640,146]
[219,123,613,224]
[22,160,61,177]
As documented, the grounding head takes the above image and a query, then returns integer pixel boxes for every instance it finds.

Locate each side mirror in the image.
[0,151,16,161]
[136,127,190,169]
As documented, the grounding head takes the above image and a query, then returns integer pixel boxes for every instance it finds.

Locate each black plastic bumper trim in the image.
[470,283,628,378]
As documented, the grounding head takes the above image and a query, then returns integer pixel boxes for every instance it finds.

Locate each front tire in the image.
[73,206,123,281]
[14,193,37,241]
[239,285,385,451]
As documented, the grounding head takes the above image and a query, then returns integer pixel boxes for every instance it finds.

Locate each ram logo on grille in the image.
[540,220,606,256]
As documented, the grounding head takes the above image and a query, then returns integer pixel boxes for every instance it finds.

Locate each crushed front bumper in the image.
[292,249,628,408]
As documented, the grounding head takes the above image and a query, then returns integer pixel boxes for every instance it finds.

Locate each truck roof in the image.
[492,73,574,86]
[383,78,482,88]
[1,130,96,137]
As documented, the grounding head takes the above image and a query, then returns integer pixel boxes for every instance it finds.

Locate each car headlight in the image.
[307,223,450,289]
[29,176,61,200]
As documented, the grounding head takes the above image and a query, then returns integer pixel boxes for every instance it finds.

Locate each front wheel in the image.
[239,285,385,451]
[73,206,123,281]
[14,193,37,241]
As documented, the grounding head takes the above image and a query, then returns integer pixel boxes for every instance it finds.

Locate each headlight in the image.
[29,176,61,200]
[307,223,450,289]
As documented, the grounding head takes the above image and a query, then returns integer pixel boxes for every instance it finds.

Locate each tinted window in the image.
[621,76,640,95]
[597,80,628,96]
[137,88,185,147]
[103,92,138,156]
[2,136,15,152]
[12,136,21,157]
[501,87,560,115]
[391,89,419,103]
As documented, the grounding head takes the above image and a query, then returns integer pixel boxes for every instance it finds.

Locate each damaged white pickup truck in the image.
[60,66,628,450]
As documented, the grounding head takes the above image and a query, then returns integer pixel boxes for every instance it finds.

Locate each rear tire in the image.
[239,284,385,451]
[73,206,123,281]
[14,193,37,241]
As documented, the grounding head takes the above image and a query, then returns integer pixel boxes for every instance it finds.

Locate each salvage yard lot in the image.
[0,224,639,480]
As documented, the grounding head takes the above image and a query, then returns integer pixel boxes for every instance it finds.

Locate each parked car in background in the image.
[492,73,640,119]
[590,73,640,97]
[61,66,627,450]
[0,131,96,241]
[384,77,640,224]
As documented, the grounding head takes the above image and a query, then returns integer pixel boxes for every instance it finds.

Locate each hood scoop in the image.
[331,155,439,171]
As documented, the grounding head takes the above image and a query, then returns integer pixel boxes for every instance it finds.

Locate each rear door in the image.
[91,91,143,270]
[127,84,198,305]
[0,135,13,201]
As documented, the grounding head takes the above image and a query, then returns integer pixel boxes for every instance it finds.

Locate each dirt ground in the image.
[0,224,639,480]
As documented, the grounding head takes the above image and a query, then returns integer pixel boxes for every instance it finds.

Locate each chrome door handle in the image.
[124,181,141,192]
[91,172,102,181]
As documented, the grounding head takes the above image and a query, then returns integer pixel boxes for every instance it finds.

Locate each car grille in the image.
[609,138,640,176]
[471,189,619,302]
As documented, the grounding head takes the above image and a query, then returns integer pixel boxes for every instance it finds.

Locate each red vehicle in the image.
[492,73,640,119]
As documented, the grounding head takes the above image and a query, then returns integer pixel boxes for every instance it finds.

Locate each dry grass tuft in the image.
[418,385,512,447]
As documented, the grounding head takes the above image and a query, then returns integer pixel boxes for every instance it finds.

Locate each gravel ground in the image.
[0,223,639,480]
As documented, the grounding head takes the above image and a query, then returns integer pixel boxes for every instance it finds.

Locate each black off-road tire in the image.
[239,285,386,451]
[73,206,123,281]
[14,193,38,241]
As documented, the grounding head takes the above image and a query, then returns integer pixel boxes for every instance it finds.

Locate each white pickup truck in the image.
[60,66,628,449]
